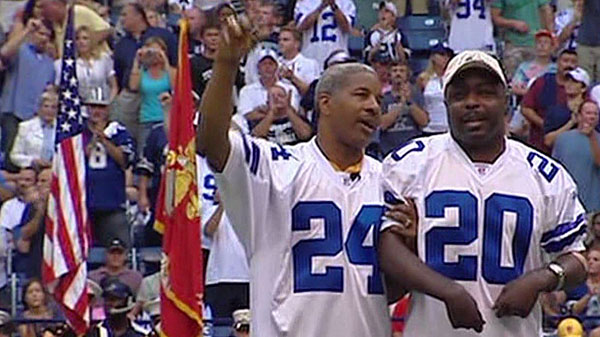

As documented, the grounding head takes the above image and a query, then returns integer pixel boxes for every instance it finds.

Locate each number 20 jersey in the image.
[382,134,586,337]
[214,131,390,337]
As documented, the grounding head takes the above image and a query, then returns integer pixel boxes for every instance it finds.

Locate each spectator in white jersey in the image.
[365,1,408,64]
[555,0,582,51]
[199,158,250,320]
[278,25,320,97]
[295,0,356,71]
[249,84,313,144]
[238,49,300,124]
[443,0,496,53]
[379,50,588,337]
[198,17,391,337]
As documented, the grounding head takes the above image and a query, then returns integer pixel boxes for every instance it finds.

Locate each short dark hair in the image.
[559,48,578,58]
[200,13,220,36]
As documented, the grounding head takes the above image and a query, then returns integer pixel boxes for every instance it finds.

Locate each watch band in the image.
[547,262,566,291]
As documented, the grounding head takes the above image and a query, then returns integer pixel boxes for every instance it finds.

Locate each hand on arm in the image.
[494,253,587,318]
[378,229,485,332]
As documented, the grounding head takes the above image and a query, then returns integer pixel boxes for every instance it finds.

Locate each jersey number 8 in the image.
[292,202,384,295]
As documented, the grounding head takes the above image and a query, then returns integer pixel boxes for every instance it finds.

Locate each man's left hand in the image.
[493,270,548,318]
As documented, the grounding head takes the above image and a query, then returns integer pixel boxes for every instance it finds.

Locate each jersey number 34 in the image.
[292,202,384,295]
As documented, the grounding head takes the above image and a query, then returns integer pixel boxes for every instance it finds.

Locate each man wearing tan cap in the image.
[379,50,588,337]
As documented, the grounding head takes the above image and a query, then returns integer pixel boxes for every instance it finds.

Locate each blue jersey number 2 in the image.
[292,202,384,294]
[425,191,533,285]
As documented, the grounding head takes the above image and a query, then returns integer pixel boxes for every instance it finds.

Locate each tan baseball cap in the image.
[442,50,507,96]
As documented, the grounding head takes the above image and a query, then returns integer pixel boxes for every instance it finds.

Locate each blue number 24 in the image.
[425,191,533,285]
[292,202,384,294]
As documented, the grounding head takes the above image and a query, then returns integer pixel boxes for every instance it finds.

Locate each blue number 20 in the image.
[292,202,384,294]
[425,191,533,285]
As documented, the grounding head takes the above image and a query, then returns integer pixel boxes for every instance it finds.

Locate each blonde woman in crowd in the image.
[54,25,118,102]
[417,44,453,136]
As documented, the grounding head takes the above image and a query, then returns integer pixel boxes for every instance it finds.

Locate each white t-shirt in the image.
[54,53,115,92]
[237,81,301,116]
[279,53,320,87]
[214,132,391,337]
[381,134,587,337]
[422,75,448,133]
[446,0,495,53]
[294,0,356,71]
[198,157,249,285]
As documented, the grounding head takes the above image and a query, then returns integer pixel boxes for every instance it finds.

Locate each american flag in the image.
[42,6,91,334]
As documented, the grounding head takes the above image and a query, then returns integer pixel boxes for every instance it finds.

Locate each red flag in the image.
[154,18,203,337]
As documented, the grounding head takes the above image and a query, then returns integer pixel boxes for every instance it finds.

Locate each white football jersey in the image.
[198,157,250,285]
[294,0,356,72]
[382,134,586,337]
[446,0,495,53]
[214,131,391,337]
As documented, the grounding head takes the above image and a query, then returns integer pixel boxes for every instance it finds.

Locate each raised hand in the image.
[216,12,257,64]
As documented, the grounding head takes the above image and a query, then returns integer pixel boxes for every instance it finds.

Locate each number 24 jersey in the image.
[382,134,586,337]
[214,131,390,337]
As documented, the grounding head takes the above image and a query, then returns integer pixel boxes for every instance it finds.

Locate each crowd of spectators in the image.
[0,0,599,335]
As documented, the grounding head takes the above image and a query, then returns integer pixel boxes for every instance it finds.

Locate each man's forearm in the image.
[533,253,587,293]
[491,8,517,30]
[251,115,275,138]
[297,5,326,31]
[521,107,544,128]
[197,60,238,171]
[332,5,351,33]
[540,4,554,31]
[378,229,460,301]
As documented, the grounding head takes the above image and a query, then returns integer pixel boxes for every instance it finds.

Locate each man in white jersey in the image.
[378,50,588,336]
[197,17,390,337]
[444,0,495,53]
[198,156,250,320]
[294,0,355,71]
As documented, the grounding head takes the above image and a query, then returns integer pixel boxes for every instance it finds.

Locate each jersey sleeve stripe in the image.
[250,142,260,175]
[540,214,587,253]
[240,132,251,164]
